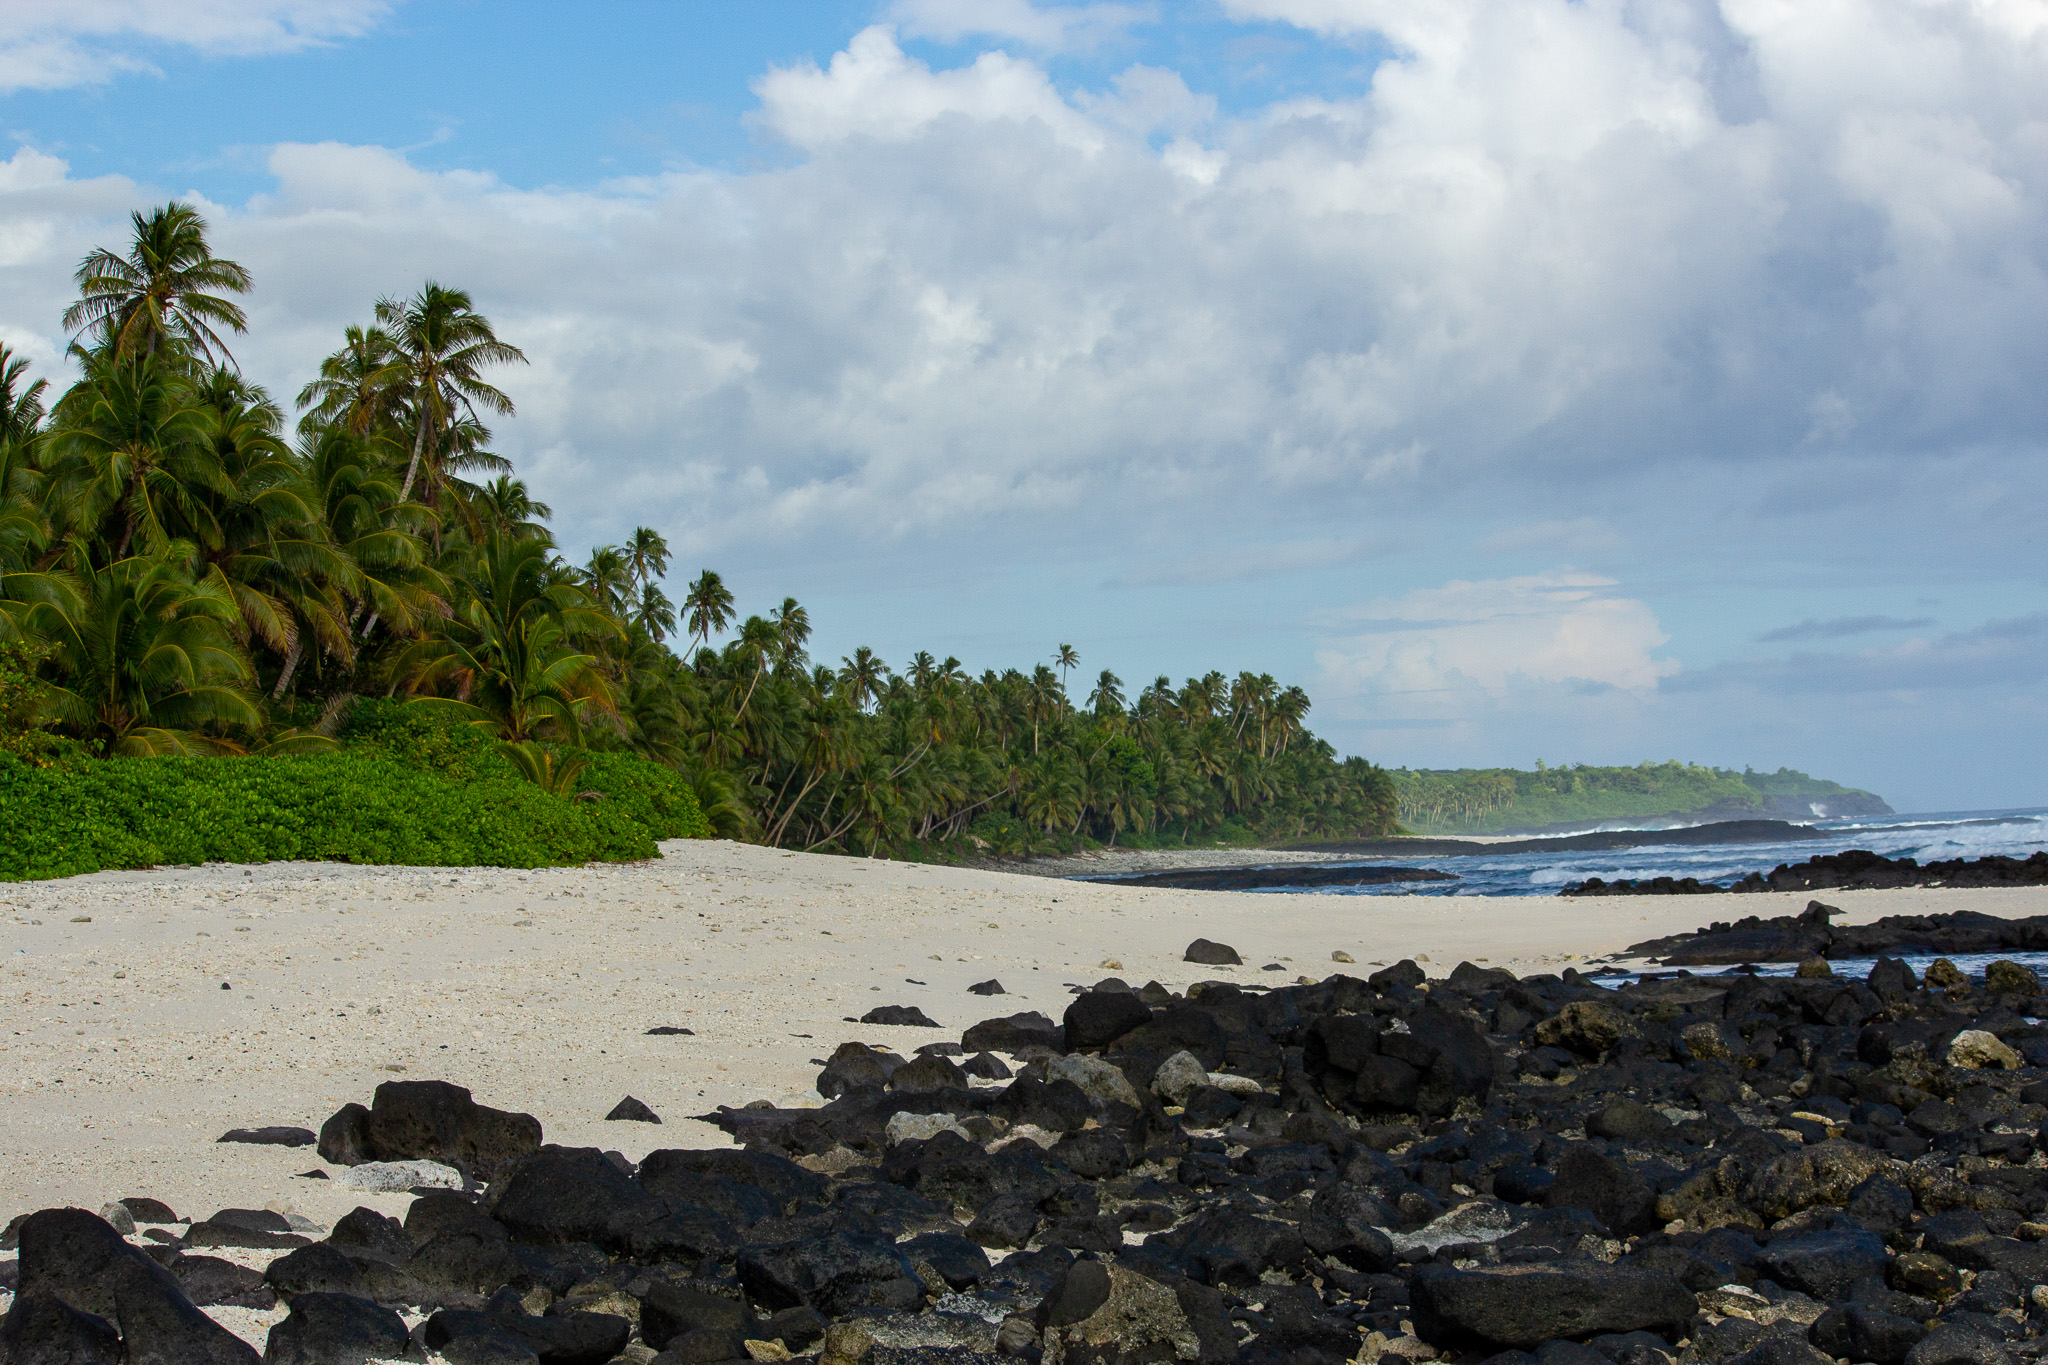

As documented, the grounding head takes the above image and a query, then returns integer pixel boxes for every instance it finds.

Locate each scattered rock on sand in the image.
[645,1025,695,1035]
[858,1005,940,1028]
[605,1096,662,1123]
[966,980,1005,995]
[119,1197,179,1224]
[97,1201,137,1235]
[316,1080,540,1181]
[1332,950,1356,963]
[338,1158,464,1192]
[1183,938,1242,965]
[217,1125,318,1147]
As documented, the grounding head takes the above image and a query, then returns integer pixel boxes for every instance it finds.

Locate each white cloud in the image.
[886,0,1156,52]
[0,0,391,91]
[755,26,1107,152]
[1315,572,1678,705]
[0,1,2043,605]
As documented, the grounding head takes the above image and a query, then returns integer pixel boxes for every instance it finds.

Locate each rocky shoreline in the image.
[1565,851,2048,899]
[10,911,2048,1365]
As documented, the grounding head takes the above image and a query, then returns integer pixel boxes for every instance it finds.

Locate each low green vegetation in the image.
[0,202,1399,878]
[1390,761,1889,835]
[0,703,710,882]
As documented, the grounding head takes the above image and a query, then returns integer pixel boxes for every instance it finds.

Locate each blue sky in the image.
[2,0,2045,810]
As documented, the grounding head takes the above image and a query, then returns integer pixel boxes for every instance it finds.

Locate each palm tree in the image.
[374,282,526,507]
[1088,668,1125,718]
[836,646,888,713]
[581,545,633,617]
[770,597,811,667]
[45,350,222,560]
[27,543,262,754]
[683,569,735,653]
[1055,643,1078,697]
[632,582,677,642]
[62,203,252,364]
[397,533,616,744]
[296,324,406,436]
[473,475,553,542]
[625,527,669,589]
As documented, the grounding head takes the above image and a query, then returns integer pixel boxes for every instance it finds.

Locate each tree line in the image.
[0,203,1398,857]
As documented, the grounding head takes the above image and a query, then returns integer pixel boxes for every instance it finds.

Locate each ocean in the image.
[1184,806,2048,899]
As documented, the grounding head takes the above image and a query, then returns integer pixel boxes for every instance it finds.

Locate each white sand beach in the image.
[3,839,2044,1228]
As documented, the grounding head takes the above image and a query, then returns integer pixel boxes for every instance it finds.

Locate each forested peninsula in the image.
[1391,761,1891,836]
[0,205,1399,880]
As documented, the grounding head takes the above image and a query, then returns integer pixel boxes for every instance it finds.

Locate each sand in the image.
[4,839,2045,1231]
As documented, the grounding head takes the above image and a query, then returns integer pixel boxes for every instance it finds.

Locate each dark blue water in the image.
[1175,807,2048,898]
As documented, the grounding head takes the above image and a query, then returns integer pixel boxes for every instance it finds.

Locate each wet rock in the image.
[1985,961,2039,996]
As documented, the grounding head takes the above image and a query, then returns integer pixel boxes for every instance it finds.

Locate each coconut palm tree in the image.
[27,543,262,754]
[62,203,252,365]
[683,569,735,654]
[625,527,669,589]
[44,350,222,560]
[397,532,616,744]
[373,282,526,507]
[296,324,406,436]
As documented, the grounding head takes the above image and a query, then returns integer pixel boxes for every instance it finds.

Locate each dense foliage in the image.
[1390,761,1887,834]
[0,203,1398,874]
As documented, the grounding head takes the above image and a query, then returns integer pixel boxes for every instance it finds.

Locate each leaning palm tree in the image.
[373,282,526,506]
[625,526,669,589]
[63,203,252,364]
[28,543,262,754]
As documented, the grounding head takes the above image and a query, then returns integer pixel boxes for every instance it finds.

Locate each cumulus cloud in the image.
[886,0,1156,52]
[2,2,2046,802]
[1314,572,1678,705]
[0,0,392,92]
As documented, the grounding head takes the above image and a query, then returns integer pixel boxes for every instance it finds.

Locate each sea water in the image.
[1201,807,2048,899]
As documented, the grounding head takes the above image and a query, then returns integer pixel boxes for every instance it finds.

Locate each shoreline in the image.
[4,840,2047,1223]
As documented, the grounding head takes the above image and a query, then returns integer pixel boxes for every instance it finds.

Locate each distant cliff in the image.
[1390,762,1891,836]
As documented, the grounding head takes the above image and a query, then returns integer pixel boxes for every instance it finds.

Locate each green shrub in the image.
[0,710,710,881]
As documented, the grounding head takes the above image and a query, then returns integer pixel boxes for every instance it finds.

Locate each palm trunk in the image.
[271,634,305,700]
[397,405,431,506]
